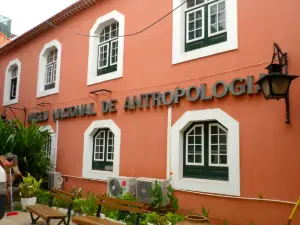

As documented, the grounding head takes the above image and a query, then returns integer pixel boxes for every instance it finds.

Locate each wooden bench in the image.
[72,196,146,225]
[27,189,75,225]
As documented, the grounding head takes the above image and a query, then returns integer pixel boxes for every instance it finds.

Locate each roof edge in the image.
[0,0,101,56]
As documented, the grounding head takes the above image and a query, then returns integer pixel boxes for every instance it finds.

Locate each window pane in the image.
[211,145,218,154]
[108,139,113,145]
[211,14,217,24]
[96,139,100,145]
[196,10,202,19]
[195,126,202,135]
[219,1,225,10]
[219,155,227,164]
[189,31,195,40]
[189,13,195,21]
[187,0,195,8]
[196,0,205,5]
[211,135,218,144]
[211,4,217,14]
[219,11,225,22]
[218,22,226,31]
[219,135,227,144]
[211,155,218,164]
[188,145,194,153]
[195,29,202,38]
[100,153,103,159]
[188,136,194,144]
[219,128,226,134]
[195,135,202,144]
[189,22,195,31]
[195,145,202,154]
[188,155,194,163]
[211,24,218,33]
[211,126,218,134]
[220,145,227,154]
[195,155,202,163]
[196,20,202,28]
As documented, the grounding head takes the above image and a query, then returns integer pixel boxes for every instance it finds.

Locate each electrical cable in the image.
[45,0,187,38]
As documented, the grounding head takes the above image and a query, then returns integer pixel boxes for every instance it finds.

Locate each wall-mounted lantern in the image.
[255,43,299,124]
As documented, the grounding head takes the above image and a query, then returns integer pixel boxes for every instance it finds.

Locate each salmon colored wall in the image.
[1,0,300,224]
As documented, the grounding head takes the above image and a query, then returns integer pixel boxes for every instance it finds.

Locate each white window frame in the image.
[185,124,204,166]
[208,0,227,37]
[10,67,18,99]
[170,108,240,196]
[39,125,57,171]
[87,11,125,85]
[3,58,21,106]
[110,39,119,66]
[106,130,114,162]
[93,130,106,161]
[208,123,228,167]
[98,43,110,69]
[37,39,62,98]
[186,8,205,43]
[172,0,238,65]
[83,120,121,181]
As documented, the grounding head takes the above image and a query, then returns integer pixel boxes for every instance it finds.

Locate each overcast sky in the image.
[0,0,78,36]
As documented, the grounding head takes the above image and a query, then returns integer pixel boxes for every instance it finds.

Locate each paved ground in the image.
[0,212,77,225]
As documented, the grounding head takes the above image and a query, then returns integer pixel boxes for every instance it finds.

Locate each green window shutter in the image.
[92,129,114,172]
[183,121,229,181]
[185,0,227,52]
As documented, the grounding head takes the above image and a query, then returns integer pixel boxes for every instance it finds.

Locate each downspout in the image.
[54,120,59,171]
[166,106,172,180]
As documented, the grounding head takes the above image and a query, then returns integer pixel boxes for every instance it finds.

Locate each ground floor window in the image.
[92,128,114,172]
[183,121,228,181]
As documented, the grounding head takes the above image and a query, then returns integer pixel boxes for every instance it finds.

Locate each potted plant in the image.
[19,173,42,211]
[181,207,211,225]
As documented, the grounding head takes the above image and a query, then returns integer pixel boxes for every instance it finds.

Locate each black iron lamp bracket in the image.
[272,42,288,74]
[89,89,112,97]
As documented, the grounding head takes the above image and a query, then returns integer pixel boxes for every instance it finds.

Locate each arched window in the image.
[92,128,115,172]
[87,11,125,85]
[10,67,18,100]
[98,22,119,75]
[45,49,58,90]
[184,121,228,181]
[3,58,21,106]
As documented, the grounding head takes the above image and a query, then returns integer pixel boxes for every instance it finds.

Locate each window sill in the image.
[37,88,59,98]
[172,177,240,196]
[87,70,122,86]
[3,98,18,106]
[82,169,117,181]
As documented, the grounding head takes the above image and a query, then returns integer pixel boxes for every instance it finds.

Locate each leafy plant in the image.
[146,212,169,225]
[167,185,179,211]
[223,219,228,225]
[80,192,98,216]
[150,181,166,209]
[0,120,15,155]
[166,212,184,225]
[36,189,51,205]
[201,206,210,218]
[19,173,42,198]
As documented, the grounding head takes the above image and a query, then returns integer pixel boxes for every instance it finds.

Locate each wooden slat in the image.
[98,201,145,214]
[73,216,124,225]
[50,192,73,203]
[27,204,66,220]
[96,196,145,208]
[51,189,75,198]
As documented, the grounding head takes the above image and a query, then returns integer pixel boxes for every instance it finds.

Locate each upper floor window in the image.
[184,121,228,181]
[3,58,21,106]
[37,40,62,98]
[45,49,58,90]
[87,11,125,85]
[98,22,119,75]
[10,67,18,100]
[172,0,237,64]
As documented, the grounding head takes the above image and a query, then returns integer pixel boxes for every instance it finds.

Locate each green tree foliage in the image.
[0,120,52,180]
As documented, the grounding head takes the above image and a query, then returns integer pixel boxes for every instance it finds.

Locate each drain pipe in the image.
[166,106,172,180]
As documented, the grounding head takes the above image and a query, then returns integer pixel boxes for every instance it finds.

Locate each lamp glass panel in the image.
[271,77,290,95]
[262,79,270,96]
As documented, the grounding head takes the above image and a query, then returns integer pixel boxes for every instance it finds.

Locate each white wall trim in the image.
[83,120,121,180]
[172,0,238,64]
[3,58,21,106]
[170,108,240,196]
[87,10,125,85]
[39,125,57,171]
[37,39,62,98]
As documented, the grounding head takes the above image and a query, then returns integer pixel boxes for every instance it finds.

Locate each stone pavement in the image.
[0,212,76,225]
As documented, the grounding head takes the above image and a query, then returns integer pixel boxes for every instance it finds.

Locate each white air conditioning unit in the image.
[107,176,137,198]
[48,172,63,190]
[136,178,170,205]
